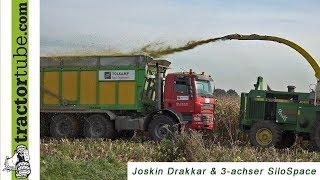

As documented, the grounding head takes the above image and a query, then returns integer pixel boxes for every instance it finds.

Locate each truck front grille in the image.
[201,115,211,122]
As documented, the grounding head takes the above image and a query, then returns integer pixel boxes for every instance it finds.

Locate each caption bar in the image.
[128,162,320,180]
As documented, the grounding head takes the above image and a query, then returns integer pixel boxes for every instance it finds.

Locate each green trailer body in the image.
[40,55,169,114]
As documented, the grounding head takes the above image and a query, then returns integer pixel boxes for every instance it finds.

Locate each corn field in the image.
[40,96,320,179]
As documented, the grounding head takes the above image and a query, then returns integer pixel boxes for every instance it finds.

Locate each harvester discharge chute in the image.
[144,33,320,101]
[219,34,320,102]
[221,34,320,79]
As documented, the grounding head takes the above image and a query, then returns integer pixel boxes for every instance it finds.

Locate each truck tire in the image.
[50,114,78,138]
[148,114,176,142]
[116,130,135,140]
[83,114,115,139]
[276,131,296,149]
[311,120,320,151]
[40,113,50,137]
[249,120,282,148]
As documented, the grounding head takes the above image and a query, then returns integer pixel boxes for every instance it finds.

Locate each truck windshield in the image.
[196,80,213,97]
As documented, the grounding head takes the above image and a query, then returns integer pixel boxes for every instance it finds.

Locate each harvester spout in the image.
[222,34,320,79]
[222,34,320,104]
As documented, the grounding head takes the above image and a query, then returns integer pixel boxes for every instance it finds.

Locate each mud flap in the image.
[115,116,145,130]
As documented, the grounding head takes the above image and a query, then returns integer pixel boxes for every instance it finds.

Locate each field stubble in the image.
[41,97,320,179]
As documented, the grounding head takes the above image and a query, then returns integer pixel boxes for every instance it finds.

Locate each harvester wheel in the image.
[50,114,79,138]
[116,130,135,140]
[276,131,296,149]
[148,114,176,142]
[311,120,320,151]
[84,114,115,139]
[249,120,282,148]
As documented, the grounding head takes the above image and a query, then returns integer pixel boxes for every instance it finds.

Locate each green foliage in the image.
[213,89,239,97]
[153,139,186,162]
[213,88,226,97]
[41,154,126,180]
[226,89,239,97]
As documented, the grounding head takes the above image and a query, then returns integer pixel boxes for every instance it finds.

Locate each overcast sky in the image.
[41,0,320,93]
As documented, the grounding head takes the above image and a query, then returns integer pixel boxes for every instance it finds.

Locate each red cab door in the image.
[164,75,194,120]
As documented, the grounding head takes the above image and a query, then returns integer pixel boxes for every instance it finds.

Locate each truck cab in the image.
[163,71,215,130]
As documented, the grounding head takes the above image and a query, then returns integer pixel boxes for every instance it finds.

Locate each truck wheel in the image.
[276,131,296,149]
[50,114,78,138]
[311,120,320,151]
[148,114,176,142]
[83,114,115,139]
[40,113,50,137]
[116,130,135,140]
[249,120,281,148]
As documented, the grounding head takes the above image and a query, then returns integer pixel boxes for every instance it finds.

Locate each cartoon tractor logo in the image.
[3,145,31,178]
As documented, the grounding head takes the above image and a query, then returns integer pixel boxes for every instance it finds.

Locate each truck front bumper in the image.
[185,114,214,130]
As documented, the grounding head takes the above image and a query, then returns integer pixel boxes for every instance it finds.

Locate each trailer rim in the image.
[83,114,115,139]
[50,114,78,138]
